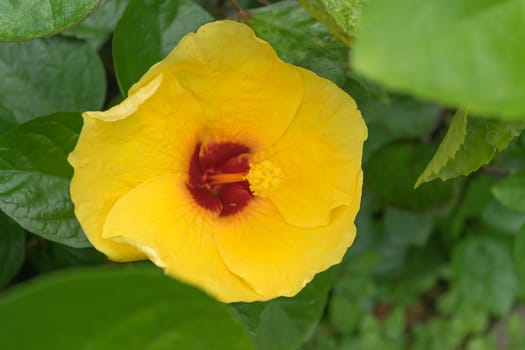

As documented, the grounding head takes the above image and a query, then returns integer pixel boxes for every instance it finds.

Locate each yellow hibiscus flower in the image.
[68,20,367,302]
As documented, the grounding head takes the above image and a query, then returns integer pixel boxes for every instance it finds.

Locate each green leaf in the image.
[373,236,444,306]
[481,200,525,234]
[0,266,253,350]
[507,313,525,350]
[515,226,525,290]
[365,142,456,211]
[0,113,88,247]
[466,336,496,350]
[298,0,366,46]
[329,295,362,334]
[453,234,517,316]
[353,0,525,119]
[449,175,495,239]
[248,0,349,87]
[232,270,332,350]
[492,172,525,212]
[63,0,129,49]
[383,308,405,341]
[28,241,106,273]
[0,37,106,127]
[361,94,441,161]
[0,103,17,132]
[113,0,212,95]
[0,0,98,41]
[415,110,467,186]
[0,212,24,287]
[416,110,525,187]
[328,266,376,335]
[383,207,434,247]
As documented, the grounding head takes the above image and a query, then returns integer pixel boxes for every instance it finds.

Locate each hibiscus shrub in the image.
[1,0,525,349]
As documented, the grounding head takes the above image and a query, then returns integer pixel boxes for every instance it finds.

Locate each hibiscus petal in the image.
[249,68,367,228]
[130,20,303,150]
[69,74,204,261]
[102,173,262,303]
[214,199,356,299]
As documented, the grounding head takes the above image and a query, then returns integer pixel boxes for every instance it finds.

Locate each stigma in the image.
[245,160,283,198]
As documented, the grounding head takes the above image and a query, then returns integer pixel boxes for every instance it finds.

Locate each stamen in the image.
[207,172,248,185]
[245,160,283,198]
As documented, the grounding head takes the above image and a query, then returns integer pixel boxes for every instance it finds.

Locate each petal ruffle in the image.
[69,74,205,261]
[214,199,356,299]
[130,20,303,150]
[249,68,367,228]
[102,174,262,302]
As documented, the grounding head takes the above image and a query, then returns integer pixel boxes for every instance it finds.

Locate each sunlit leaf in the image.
[353,0,525,118]
[416,110,524,187]
[299,0,366,46]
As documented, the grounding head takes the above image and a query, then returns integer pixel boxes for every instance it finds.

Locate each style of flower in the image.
[68,20,367,302]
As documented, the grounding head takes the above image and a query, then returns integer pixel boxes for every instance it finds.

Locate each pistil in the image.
[206,172,248,185]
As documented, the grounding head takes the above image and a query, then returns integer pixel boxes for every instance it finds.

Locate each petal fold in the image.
[85,74,163,122]
[131,20,303,150]
[250,68,367,228]
[214,199,356,299]
[69,74,204,261]
[103,174,262,302]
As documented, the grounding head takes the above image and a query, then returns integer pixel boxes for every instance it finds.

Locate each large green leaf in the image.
[113,0,212,95]
[0,212,24,287]
[298,0,366,46]
[492,172,525,212]
[0,0,98,41]
[416,110,525,187]
[0,113,88,247]
[353,0,525,119]
[453,234,517,316]
[0,37,106,128]
[0,266,253,350]
[63,0,129,49]
[232,270,332,350]
[248,0,349,87]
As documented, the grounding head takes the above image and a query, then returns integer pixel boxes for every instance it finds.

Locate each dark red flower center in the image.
[186,142,254,217]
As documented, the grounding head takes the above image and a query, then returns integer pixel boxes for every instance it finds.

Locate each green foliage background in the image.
[1,0,525,349]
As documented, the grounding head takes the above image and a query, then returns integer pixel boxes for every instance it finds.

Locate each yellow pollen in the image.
[245,160,283,198]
